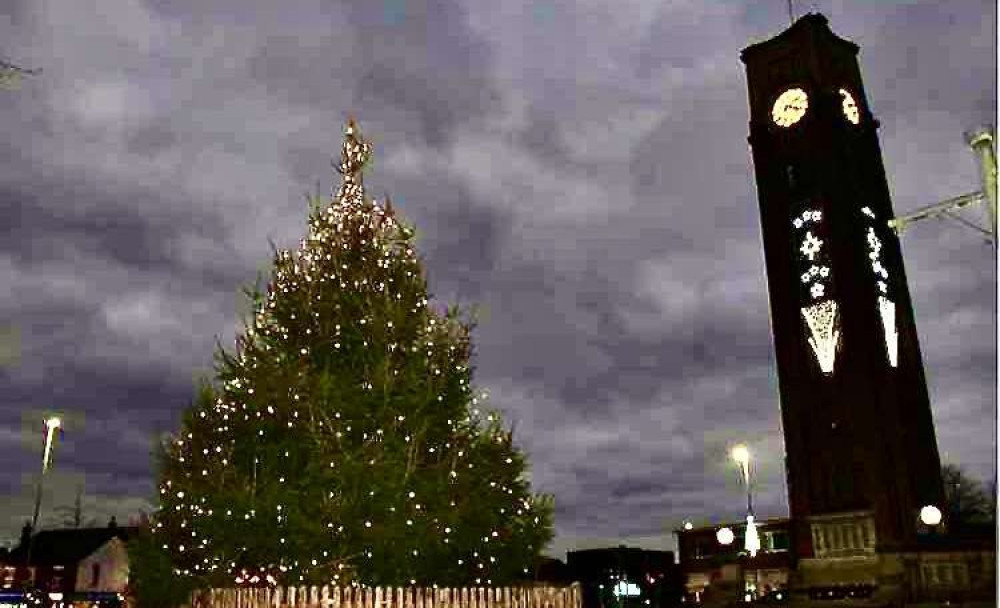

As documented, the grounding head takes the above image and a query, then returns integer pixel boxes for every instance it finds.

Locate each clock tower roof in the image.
[740,12,858,65]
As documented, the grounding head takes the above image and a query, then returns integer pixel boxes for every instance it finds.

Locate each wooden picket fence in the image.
[186,583,582,608]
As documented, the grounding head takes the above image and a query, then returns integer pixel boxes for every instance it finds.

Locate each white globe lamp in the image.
[717,527,735,545]
[920,505,942,526]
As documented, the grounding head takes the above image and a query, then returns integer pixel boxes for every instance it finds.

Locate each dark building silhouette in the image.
[535,555,574,585]
[566,546,681,607]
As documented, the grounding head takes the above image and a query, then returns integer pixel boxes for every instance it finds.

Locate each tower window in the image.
[91,563,101,587]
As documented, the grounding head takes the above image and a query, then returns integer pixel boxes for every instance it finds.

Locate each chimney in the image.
[107,516,117,530]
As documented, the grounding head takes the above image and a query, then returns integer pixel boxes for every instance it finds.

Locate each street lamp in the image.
[731,444,760,557]
[25,417,61,586]
[919,505,943,526]
[717,527,735,545]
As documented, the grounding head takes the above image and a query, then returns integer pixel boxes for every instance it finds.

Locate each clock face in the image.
[771,88,809,127]
[839,88,860,124]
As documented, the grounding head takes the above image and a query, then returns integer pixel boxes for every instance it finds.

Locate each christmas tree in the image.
[147,120,554,591]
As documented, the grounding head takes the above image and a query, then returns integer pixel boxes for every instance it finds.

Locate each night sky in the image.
[1,0,995,561]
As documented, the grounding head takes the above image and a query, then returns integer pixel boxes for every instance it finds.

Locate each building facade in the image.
[1,520,135,601]
[676,518,792,603]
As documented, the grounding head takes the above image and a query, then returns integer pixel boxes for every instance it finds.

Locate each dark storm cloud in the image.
[1,176,231,280]
[241,0,501,149]
[0,0,994,563]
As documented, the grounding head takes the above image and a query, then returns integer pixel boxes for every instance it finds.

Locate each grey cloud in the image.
[0,0,994,562]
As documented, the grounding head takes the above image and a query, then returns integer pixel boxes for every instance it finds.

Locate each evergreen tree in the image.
[149,120,554,591]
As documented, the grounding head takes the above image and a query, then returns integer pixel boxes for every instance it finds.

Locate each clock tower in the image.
[740,12,946,569]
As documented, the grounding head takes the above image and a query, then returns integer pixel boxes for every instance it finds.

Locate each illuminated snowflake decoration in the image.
[863,211,897,367]
[872,260,888,279]
[791,206,838,371]
[800,265,830,284]
[800,232,823,261]
[801,300,840,374]
[794,209,822,228]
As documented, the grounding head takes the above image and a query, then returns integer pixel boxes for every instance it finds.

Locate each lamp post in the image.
[24,417,61,586]
[731,444,760,558]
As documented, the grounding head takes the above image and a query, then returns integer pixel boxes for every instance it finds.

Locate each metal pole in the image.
[743,462,753,516]
[965,126,997,242]
[24,418,59,588]
[24,481,44,588]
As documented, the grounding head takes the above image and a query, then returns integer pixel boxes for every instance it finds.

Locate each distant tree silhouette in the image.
[942,464,996,529]
[53,486,100,528]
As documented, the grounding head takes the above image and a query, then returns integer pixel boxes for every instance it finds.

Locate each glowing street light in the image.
[42,417,61,473]
[731,445,750,473]
[717,527,735,545]
[920,505,943,526]
[731,443,760,557]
